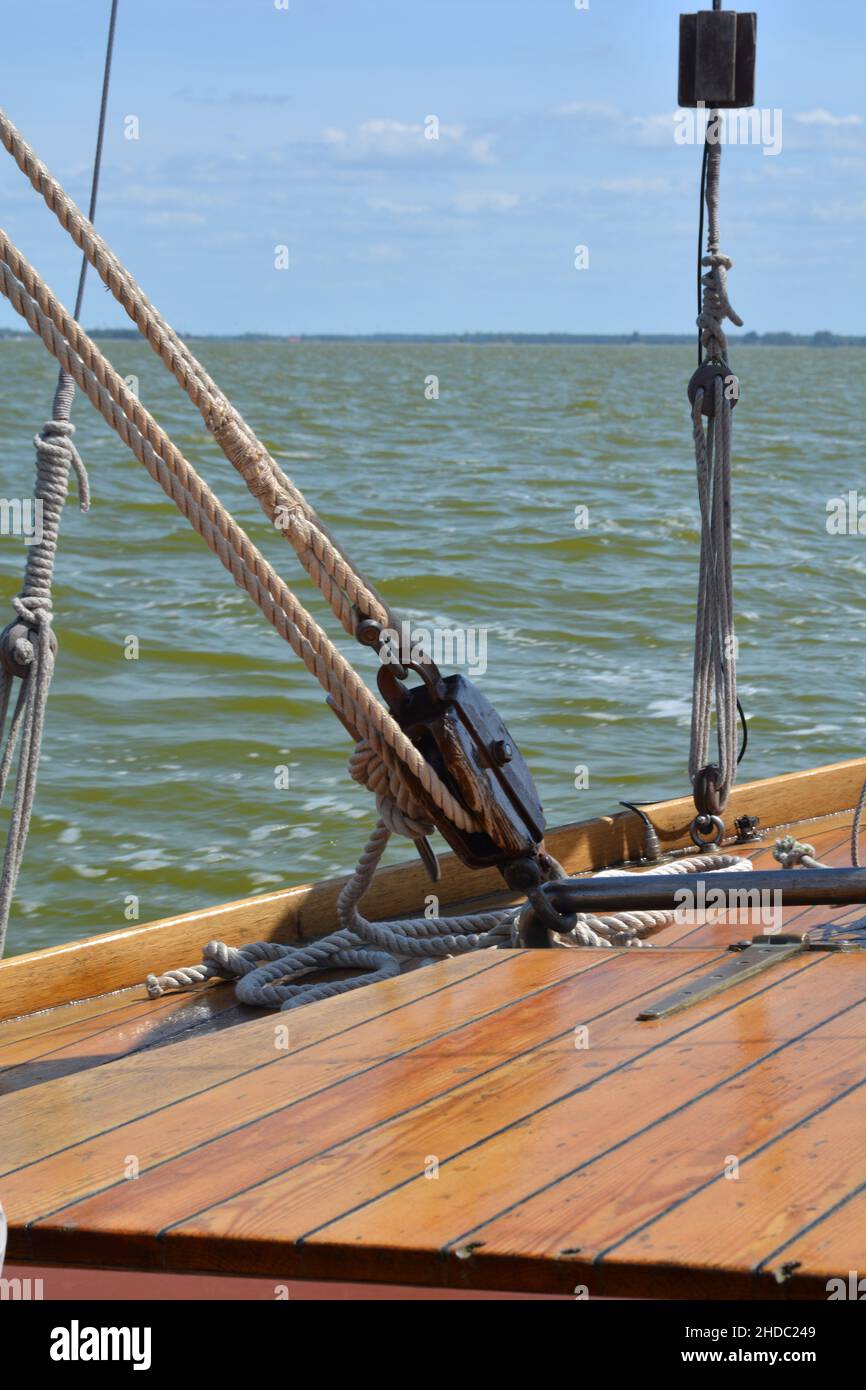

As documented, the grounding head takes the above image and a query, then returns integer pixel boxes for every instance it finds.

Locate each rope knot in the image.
[773,835,816,869]
[348,737,433,839]
[35,418,90,512]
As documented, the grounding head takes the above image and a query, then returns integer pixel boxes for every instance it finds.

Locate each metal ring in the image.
[690,814,725,849]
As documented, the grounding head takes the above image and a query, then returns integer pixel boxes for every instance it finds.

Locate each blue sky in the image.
[0,0,864,334]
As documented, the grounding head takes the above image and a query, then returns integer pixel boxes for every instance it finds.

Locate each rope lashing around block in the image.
[688,116,741,821]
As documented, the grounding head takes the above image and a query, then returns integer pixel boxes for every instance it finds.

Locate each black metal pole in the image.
[543,868,866,917]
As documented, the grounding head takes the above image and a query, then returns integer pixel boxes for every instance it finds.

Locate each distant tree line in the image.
[1,328,863,346]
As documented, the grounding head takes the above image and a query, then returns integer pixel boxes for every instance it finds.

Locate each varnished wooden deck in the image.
[2,811,865,1298]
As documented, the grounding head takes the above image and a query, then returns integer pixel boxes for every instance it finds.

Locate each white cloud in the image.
[556,101,621,120]
[812,198,866,224]
[795,108,863,128]
[451,191,520,214]
[364,242,402,262]
[597,177,671,195]
[143,211,206,227]
[367,198,430,215]
[320,118,494,166]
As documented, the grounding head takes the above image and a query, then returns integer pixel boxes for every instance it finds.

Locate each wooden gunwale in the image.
[1,755,864,1021]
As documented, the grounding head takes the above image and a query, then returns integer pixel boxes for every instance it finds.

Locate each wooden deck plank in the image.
[439,997,866,1275]
[6,950,700,1236]
[276,958,862,1276]
[0,986,150,1047]
[0,952,511,1174]
[603,1082,866,1297]
[0,988,246,1093]
[151,958,853,1284]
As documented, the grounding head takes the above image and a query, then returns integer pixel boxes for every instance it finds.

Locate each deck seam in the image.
[754,1175,866,1275]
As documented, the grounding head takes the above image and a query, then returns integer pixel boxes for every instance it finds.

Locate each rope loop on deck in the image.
[146,818,518,1011]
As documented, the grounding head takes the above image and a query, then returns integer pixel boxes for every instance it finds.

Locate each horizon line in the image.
[2,329,864,346]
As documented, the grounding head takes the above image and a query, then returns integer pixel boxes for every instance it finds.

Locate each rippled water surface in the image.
[0,341,863,953]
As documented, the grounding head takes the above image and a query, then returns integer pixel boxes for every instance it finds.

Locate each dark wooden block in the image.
[679,11,757,109]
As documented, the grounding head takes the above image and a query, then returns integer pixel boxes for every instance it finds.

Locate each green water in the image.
[0,341,863,953]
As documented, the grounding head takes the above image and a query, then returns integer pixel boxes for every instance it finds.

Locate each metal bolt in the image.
[491,739,513,766]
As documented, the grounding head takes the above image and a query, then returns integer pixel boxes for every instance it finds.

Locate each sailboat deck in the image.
[2,808,865,1298]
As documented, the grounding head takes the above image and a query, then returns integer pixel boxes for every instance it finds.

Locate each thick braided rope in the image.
[0,241,476,833]
[689,120,739,806]
[0,420,89,955]
[0,106,390,641]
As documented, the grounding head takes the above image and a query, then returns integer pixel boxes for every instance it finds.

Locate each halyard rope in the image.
[0,239,475,840]
[688,115,741,813]
[0,6,116,955]
[0,106,390,642]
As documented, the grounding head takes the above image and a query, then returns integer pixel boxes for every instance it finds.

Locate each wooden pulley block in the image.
[688,360,739,418]
[679,9,757,110]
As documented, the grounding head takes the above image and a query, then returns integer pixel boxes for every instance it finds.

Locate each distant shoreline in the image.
[1,330,864,347]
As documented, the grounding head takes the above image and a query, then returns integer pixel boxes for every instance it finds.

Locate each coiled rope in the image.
[147,838,751,1009]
